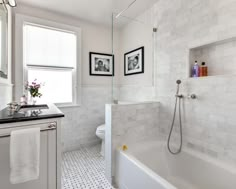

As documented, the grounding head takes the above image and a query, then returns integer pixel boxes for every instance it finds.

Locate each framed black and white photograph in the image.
[124,46,144,76]
[90,52,114,76]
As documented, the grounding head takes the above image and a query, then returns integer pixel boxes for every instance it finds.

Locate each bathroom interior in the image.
[0,0,236,189]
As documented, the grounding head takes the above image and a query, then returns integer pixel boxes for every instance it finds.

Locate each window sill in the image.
[56,104,81,109]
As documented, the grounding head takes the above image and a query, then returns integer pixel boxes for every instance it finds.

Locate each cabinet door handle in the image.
[48,122,57,129]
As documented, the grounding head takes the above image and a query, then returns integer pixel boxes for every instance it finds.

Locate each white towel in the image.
[10,127,40,184]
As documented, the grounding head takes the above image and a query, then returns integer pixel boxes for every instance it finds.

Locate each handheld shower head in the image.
[176,80,181,85]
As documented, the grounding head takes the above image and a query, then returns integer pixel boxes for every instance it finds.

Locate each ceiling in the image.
[17,0,158,26]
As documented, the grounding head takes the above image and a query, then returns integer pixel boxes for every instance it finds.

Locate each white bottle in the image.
[20,95,28,105]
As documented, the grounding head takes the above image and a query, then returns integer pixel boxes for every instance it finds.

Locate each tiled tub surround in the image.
[146,0,236,168]
[112,0,236,181]
[105,102,160,182]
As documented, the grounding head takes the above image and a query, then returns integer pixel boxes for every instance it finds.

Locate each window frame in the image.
[0,8,8,80]
[16,14,82,107]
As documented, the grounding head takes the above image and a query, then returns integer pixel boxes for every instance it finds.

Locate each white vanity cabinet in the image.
[0,118,62,189]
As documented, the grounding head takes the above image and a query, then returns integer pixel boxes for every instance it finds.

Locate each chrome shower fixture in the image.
[175,94,184,98]
[175,80,183,98]
[176,80,181,84]
[188,94,197,99]
[167,79,183,155]
[153,28,158,32]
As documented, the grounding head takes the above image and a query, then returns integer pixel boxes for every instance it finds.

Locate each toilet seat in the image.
[96,124,105,156]
[96,124,105,140]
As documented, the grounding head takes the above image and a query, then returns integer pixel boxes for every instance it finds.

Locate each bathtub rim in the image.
[117,149,177,189]
[123,140,236,175]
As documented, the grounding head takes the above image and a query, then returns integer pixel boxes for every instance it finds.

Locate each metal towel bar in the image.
[0,123,57,138]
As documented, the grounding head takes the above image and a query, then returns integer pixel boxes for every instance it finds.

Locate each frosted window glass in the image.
[24,24,76,67]
[28,69,73,104]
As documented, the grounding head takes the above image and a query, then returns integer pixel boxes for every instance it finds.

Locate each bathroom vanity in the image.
[0,104,64,189]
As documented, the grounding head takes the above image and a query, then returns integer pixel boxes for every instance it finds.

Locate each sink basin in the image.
[17,104,49,112]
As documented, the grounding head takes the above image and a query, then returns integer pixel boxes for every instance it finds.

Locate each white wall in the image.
[119,17,153,86]
[0,84,12,110]
[13,4,117,152]
[13,4,119,88]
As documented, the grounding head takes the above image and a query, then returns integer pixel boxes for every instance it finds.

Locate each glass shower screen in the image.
[111,12,156,103]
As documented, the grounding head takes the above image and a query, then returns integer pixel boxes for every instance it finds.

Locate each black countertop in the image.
[0,104,64,124]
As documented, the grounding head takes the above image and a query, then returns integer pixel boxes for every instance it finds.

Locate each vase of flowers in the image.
[25,79,42,105]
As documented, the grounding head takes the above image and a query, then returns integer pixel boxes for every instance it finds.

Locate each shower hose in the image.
[167,82,183,155]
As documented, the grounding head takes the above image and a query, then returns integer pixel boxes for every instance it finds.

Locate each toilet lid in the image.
[97,124,105,132]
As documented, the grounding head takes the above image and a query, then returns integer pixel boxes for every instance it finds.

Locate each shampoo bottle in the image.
[192,61,199,77]
[202,62,208,76]
[199,62,208,77]
[199,62,204,77]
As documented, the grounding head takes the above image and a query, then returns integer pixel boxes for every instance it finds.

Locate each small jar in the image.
[20,95,28,105]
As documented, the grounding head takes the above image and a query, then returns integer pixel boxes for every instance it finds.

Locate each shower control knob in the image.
[175,94,184,98]
[188,94,197,99]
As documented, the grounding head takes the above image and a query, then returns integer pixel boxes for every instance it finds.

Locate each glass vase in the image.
[30,96,37,105]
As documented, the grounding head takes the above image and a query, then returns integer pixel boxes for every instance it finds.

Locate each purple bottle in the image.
[192,61,199,77]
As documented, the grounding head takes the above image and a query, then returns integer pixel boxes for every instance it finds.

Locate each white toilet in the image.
[96,124,105,156]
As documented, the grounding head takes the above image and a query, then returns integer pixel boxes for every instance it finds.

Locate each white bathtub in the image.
[115,141,236,189]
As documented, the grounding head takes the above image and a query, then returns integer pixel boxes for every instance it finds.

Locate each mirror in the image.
[0,3,8,79]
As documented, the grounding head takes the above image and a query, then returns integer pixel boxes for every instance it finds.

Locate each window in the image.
[28,68,73,104]
[23,22,79,106]
[0,17,2,70]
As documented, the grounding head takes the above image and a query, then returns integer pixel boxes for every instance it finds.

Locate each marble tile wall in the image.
[61,86,114,152]
[105,102,160,180]
[151,0,236,165]
[190,38,236,77]
[111,102,160,146]
[118,86,156,102]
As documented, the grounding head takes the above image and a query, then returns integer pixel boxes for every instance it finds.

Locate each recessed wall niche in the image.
[189,37,236,78]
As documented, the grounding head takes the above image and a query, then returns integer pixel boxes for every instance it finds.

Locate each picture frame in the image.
[124,46,144,76]
[89,52,114,76]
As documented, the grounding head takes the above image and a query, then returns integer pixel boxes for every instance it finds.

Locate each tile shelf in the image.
[188,74,236,80]
[188,36,236,78]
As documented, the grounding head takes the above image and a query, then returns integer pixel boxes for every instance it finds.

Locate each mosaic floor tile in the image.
[62,144,114,189]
